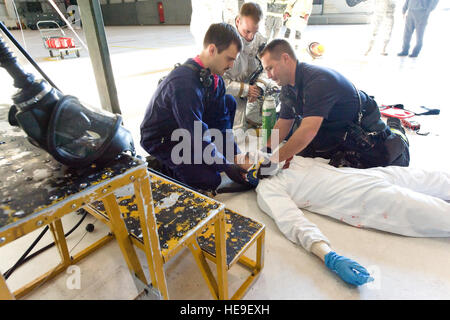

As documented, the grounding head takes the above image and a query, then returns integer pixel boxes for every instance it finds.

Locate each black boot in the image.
[387,117,409,146]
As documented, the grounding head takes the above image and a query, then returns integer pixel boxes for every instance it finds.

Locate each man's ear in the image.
[208,43,217,57]
[235,16,241,27]
[281,52,290,64]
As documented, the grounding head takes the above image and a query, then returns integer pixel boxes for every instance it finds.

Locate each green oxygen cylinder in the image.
[262,95,277,143]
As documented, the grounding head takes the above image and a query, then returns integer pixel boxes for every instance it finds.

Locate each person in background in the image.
[223,2,271,133]
[189,0,244,50]
[397,0,439,58]
[223,0,244,24]
[265,0,291,41]
[365,0,397,56]
[190,0,224,50]
[283,0,313,51]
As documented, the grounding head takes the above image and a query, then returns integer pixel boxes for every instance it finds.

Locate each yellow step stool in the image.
[87,173,265,299]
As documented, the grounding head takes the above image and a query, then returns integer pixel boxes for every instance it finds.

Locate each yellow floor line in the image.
[125,67,173,78]
[110,45,157,50]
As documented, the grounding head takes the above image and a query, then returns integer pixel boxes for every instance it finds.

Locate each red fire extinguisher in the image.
[157,2,165,23]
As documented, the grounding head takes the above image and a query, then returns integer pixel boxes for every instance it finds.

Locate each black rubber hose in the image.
[0,21,60,90]
[0,31,35,89]
[3,225,49,280]
[3,211,88,280]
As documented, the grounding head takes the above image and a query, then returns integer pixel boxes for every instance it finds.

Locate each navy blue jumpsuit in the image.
[140,58,238,191]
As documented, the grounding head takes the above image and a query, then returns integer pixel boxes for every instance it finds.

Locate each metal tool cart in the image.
[37,20,81,59]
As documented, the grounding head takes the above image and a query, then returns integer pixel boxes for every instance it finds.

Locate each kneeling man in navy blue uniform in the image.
[259,39,410,169]
[141,23,251,192]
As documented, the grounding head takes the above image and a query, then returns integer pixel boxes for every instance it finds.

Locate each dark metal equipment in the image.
[0,22,135,168]
[345,0,367,7]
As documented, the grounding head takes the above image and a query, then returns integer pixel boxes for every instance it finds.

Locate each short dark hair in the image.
[240,2,263,24]
[203,23,242,53]
[259,39,296,60]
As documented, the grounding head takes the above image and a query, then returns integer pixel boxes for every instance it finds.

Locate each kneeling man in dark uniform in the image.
[259,39,409,169]
[141,23,251,192]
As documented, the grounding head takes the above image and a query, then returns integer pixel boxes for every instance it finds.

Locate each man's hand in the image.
[224,164,249,185]
[256,157,278,179]
[248,85,262,102]
[234,153,253,171]
[282,156,293,169]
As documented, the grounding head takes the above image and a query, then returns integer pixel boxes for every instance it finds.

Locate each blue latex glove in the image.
[325,252,374,286]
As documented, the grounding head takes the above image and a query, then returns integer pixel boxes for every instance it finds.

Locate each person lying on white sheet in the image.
[248,154,450,286]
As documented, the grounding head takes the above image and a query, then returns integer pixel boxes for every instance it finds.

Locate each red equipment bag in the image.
[379,105,415,119]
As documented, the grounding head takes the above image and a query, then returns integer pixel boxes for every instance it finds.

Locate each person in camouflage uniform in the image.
[365,0,397,56]
[265,0,290,41]
[283,0,313,51]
